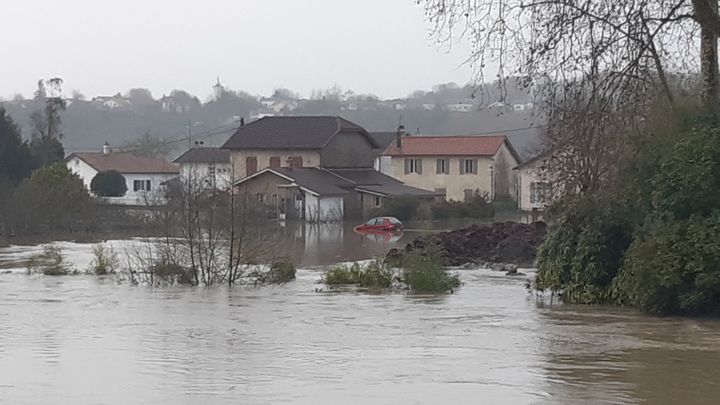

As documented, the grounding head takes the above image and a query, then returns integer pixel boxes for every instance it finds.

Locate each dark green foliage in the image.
[536,112,720,314]
[647,126,720,219]
[535,196,634,304]
[0,107,33,184]
[371,196,422,221]
[402,245,460,294]
[614,215,720,315]
[91,170,128,197]
[370,195,494,221]
[13,164,90,233]
[430,195,494,219]
[29,135,64,168]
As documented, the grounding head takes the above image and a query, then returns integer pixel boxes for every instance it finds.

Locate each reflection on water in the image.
[1,266,720,404]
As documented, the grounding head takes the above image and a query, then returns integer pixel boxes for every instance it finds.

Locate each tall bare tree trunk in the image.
[701,0,720,108]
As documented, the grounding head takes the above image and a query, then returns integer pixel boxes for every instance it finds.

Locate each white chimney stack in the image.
[102,142,110,154]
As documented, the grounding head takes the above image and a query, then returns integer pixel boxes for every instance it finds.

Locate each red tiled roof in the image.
[383,135,508,157]
[68,152,179,174]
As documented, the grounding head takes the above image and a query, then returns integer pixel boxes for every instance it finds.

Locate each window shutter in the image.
[473,159,478,174]
[459,159,465,175]
[444,159,450,174]
[436,159,441,174]
[404,159,410,174]
[416,159,423,174]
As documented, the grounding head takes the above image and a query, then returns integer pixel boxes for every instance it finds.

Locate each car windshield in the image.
[366,218,379,225]
[387,217,401,224]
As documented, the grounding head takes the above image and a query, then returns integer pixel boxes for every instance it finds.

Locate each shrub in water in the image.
[27,246,72,276]
[88,244,119,275]
[150,260,193,285]
[357,260,394,288]
[322,263,362,285]
[402,246,460,294]
[254,260,296,284]
[613,215,720,315]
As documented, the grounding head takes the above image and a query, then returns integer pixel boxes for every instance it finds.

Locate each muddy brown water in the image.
[1,222,720,404]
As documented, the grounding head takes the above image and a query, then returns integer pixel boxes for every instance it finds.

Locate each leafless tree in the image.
[421,0,717,108]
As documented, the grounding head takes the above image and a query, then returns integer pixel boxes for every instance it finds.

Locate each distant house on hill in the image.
[446,102,474,113]
[91,94,131,111]
[173,146,232,190]
[382,134,520,202]
[221,116,439,221]
[66,145,178,205]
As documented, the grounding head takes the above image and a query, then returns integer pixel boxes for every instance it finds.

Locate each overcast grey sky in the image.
[3,0,475,100]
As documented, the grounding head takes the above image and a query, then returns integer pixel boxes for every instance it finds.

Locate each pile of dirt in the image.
[387,222,547,267]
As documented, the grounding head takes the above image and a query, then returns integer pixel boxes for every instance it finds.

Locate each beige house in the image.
[221,116,440,221]
[515,153,555,212]
[382,135,520,201]
[221,116,379,179]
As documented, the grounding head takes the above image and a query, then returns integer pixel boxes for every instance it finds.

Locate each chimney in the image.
[102,142,110,154]
[395,124,405,149]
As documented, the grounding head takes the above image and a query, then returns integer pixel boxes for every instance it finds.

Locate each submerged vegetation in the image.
[88,244,120,275]
[27,246,73,276]
[322,248,460,294]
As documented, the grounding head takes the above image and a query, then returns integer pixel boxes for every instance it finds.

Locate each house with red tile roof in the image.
[382,134,520,202]
[65,145,178,205]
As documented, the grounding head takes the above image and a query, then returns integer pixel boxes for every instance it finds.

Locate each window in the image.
[464,189,474,202]
[530,182,552,204]
[269,156,281,169]
[436,158,449,174]
[290,156,303,168]
[373,196,381,207]
[404,158,423,174]
[133,180,151,192]
[246,156,258,176]
[460,159,478,175]
[257,193,267,204]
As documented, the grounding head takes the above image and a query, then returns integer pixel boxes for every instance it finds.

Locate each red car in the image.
[354,216,403,232]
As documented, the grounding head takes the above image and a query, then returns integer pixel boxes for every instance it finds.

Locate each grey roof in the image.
[236,166,439,198]
[356,184,443,198]
[327,168,442,198]
[221,116,378,150]
[368,131,398,150]
[273,167,353,196]
[173,147,230,164]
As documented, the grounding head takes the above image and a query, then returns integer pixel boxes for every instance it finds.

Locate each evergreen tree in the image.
[0,107,33,184]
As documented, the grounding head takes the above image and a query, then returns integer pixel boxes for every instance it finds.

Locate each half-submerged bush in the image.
[613,215,720,315]
[88,244,119,275]
[27,246,73,276]
[402,246,460,294]
[322,260,394,288]
[253,260,296,284]
[149,260,194,285]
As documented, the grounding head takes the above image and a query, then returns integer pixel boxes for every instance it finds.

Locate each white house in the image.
[446,102,474,112]
[514,153,555,212]
[66,146,179,205]
[173,147,232,190]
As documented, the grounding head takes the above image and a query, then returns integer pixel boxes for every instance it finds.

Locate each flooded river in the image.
[1,230,720,404]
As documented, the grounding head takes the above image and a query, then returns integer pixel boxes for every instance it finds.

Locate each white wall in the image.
[180,162,232,190]
[66,157,174,205]
[304,193,343,222]
[67,157,99,190]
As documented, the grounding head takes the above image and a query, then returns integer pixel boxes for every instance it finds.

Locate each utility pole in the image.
[187,121,192,149]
